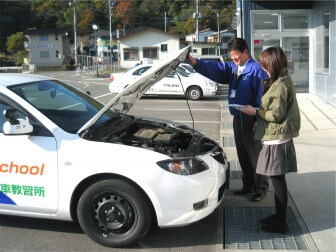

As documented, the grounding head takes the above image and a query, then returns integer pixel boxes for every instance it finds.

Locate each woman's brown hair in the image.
[259,46,288,84]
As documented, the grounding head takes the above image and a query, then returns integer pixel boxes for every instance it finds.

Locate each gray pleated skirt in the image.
[256,139,297,176]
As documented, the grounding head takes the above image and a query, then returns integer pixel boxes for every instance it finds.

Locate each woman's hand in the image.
[242,105,257,116]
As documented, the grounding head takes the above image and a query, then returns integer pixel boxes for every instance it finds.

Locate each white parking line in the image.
[95,93,114,99]
[174,120,220,124]
[82,78,106,81]
[143,108,220,112]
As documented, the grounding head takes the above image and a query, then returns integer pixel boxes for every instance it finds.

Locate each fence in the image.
[76,55,120,76]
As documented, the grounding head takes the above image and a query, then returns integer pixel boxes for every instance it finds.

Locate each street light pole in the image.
[92,24,98,76]
[109,0,112,63]
[73,0,77,65]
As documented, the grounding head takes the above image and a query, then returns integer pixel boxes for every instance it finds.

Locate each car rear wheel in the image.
[186,86,202,100]
[77,179,152,247]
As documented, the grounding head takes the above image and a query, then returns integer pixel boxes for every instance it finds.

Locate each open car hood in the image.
[78,46,190,134]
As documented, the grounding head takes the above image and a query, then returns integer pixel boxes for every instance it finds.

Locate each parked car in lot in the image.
[109,63,217,101]
[0,47,229,248]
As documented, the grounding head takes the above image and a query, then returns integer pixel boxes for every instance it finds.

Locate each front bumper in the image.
[143,155,230,227]
[202,86,217,96]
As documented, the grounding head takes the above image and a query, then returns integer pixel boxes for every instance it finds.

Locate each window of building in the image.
[253,12,279,30]
[143,47,158,59]
[55,34,58,40]
[39,34,48,41]
[56,51,59,58]
[221,37,232,43]
[283,12,309,29]
[251,10,310,93]
[124,48,139,61]
[161,44,168,52]
[40,51,49,58]
[315,9,329,73]
[201,47,216,55]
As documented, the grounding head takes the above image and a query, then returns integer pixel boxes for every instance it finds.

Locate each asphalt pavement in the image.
[220,93,336,252]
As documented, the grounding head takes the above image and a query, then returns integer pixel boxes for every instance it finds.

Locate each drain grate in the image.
[223,136,236,147]
[229,160,243,180]
[224,207,309,250]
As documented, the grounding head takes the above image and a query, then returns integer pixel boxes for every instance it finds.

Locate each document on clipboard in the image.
[229,104,259,111]
[229,104,245,111]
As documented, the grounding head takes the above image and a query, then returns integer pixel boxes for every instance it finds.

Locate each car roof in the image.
[0,73,51,87]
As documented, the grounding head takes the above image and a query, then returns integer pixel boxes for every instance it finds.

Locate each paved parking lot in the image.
[0,71,335,252]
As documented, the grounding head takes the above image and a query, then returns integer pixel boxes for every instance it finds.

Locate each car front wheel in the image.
[77,179,152,247]
[186,86,202,100]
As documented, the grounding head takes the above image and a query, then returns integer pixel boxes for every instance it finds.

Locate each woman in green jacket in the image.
[242,46,300,234]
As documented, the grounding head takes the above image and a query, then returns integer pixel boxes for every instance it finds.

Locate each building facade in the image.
[236,0,335,106]
[24,29,70,67]
[117,28,181,68]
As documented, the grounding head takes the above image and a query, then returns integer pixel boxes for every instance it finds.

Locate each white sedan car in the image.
[109,64,217,100]
[0,47,229,247]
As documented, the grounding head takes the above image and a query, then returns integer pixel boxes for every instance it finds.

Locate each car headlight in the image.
[156,157,209,175]
[205,80,216,87]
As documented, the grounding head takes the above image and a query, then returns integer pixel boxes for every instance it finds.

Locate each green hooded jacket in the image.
[255,73,301,141]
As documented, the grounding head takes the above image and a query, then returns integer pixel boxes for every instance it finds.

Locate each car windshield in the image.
[9,79,120,133]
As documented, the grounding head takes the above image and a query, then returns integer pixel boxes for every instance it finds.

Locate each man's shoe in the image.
[252,192,265,202]
[259,214,278,225]
[233,189,253,195]
[260,222,289,234]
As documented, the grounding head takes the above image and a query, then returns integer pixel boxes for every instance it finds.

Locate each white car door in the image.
[0,96,58,214]
[152,71,184,95]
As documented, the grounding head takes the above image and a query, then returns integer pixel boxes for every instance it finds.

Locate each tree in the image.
[6,32,28,65]
[115,1,137,29]
[6,32,27,54]
[0,0,34,52]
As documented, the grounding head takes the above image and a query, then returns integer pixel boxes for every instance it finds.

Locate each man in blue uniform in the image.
[187,38,269,202]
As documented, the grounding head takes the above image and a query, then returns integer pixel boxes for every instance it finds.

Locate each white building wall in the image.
[26,33,65,67]
[119,31,180,68]
[311,1,336,107]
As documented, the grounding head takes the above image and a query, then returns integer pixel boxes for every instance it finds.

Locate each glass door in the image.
[253,39,280,61]
[283,37,309,92]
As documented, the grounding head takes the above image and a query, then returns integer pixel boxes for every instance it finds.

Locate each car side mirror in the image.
[3,108,33,135]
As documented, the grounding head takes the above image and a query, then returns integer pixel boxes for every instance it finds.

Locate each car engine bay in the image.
[84,116,219,157]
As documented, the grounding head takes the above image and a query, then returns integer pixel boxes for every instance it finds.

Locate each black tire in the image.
[77,179,152,247]
[186,86,202,100]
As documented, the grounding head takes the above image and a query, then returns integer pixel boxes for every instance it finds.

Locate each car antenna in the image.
[173,67,195,133]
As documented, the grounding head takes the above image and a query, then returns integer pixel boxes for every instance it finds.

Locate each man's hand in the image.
[187,53,197,66]
[242,105,257,116]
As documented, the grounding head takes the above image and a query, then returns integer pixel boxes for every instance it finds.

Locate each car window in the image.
[177,66,189,75]
[132,66,151,76]
[181,64,196,73]
[167,71,176,78]
[175,68,189,77]
[9,80,120,133]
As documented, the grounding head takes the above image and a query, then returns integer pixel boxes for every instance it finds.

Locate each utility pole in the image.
[196,0,199,42]
[164,12,167,32]
[109,0,113,62]
[217,12,220,42]
[73,0,77,65]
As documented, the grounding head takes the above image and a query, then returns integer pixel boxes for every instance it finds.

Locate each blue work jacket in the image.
[193,57,267,117]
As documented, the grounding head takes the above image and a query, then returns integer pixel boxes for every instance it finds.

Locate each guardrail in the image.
[0,66,23,72]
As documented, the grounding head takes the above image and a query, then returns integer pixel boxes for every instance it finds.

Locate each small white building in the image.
[117,28,182,68]
[185,28,216,42]
[24,29,70,67]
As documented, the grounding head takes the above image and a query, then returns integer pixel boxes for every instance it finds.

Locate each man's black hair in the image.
[228,38,249,53]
